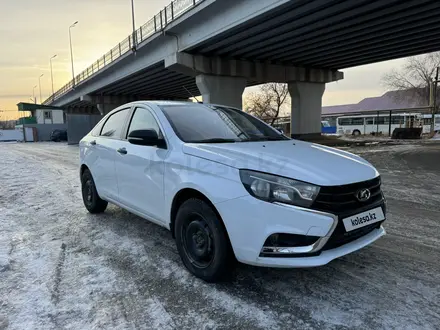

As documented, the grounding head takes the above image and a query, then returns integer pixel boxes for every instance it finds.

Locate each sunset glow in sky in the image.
[0,0,406,120]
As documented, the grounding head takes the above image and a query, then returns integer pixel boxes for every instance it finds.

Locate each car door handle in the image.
[117,147,127,155]
[90,140,96,145]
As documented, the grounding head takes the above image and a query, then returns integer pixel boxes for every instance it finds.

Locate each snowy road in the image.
[1,142,439,330]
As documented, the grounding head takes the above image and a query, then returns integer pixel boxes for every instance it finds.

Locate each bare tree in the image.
[0,111,4,129]
[382,52,440,105]
[245,83,289,125]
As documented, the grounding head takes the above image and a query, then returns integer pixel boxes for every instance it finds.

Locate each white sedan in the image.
[79,101,386,282]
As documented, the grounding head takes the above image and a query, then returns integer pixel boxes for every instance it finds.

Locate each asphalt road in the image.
[0,142,439,330]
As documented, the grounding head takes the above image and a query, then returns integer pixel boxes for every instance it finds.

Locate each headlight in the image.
[239,170,320,207]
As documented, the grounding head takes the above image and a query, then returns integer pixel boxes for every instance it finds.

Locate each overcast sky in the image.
[0,0,406,119]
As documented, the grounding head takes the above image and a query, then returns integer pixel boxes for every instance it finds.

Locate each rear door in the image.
[91,108,130,200]
[114,106,167,223]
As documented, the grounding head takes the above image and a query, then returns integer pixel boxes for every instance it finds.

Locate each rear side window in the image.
[90,119,105,137]
[100,109,130,138]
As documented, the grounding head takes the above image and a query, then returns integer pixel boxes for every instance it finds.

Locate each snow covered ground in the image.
[0,142,439,330]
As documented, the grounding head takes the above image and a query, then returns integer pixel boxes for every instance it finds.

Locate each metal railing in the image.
[43,0,203,105]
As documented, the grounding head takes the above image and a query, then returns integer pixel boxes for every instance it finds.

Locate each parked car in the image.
[79,101,386,282]
[50,129,67,142]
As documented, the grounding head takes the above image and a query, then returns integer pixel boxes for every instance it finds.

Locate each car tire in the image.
[175,198,234,282]
[81,169,108,213]
[352,129,361,136]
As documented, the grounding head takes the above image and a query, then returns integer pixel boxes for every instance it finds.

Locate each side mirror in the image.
[128,129,165,148]
[277,128,284,134]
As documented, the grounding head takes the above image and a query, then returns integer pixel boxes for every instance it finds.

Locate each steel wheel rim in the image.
[181,214,215,269]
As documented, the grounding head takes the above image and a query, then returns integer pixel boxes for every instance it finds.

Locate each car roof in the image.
[106,101,241,118]
[135,101,242,111]
[129,100,202,107]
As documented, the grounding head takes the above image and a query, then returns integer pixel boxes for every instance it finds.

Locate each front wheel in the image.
[81,169,108,213]
[175,198,234,282]
[352,129,361,136]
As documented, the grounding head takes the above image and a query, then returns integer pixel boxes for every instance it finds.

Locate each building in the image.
[16,103,67,141]
[31,108,65,125]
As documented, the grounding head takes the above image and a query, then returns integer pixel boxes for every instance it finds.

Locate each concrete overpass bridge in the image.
[43,0,440,138]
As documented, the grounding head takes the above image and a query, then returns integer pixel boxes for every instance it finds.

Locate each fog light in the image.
[269,233,279,245]
[263,233,319,248]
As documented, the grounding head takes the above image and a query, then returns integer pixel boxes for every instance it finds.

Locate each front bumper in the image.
[215,195,385,267]
[247,226,385,268]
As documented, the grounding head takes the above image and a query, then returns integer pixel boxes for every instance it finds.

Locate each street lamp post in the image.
[50,54,57,100]
[131,0,136,50]
[39,74,44,104]
[69,21,78,87]
[32,85,37,104]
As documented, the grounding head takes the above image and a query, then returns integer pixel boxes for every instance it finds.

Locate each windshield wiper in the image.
[190,138,237,143]
[245,135,288,142]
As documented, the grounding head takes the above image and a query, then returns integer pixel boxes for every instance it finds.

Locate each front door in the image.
[92,108,130,200]
[115,106,167,224]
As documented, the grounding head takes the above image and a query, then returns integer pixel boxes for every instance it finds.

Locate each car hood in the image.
[182,140,379,186]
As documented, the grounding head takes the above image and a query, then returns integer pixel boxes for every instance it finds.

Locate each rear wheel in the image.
[81,169,108,213]
[175,198,234,282]
[352,129,361,136]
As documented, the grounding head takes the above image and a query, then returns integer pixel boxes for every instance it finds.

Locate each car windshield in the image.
[161,104,289,143]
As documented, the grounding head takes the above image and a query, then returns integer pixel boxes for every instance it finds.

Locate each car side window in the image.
[127,107,162,138]
[90,119,105,137]
[100,109,130,138]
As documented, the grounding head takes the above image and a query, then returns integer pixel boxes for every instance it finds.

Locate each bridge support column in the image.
[196,74,246,108]
[289,82,325,139]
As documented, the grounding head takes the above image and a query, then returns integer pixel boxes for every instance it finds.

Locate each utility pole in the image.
[432,67,439,133]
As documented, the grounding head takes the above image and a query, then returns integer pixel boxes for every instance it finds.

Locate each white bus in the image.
[421,114,440,134]
[336,113,421,136]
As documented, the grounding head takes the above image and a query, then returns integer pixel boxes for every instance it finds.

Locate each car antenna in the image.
[183,86,202,103]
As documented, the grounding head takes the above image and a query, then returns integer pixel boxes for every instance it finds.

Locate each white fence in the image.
[0,128,34,142]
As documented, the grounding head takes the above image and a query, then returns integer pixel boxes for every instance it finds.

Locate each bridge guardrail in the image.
[43,0,204,105]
